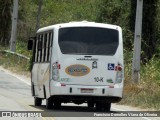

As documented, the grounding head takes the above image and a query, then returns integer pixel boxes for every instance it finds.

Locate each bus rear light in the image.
[117,66,122,71]
[115,63,123,83]
[115,66,122,71]
[109,86,114,88]
[61,83,66,86]
[52,62,59,80]
[58,64,61,69]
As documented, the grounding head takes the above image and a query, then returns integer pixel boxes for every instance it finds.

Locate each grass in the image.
[16,41,32,57]
[0,51,30,77]
[121,81,160,110]
[120,56,160,110]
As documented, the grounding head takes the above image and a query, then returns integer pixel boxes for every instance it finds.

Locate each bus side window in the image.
[34,38,37,62]
[41,33,45,62]
[32,38,36,62]
[38,34,43,62]
[48,32,53,61]
[35,35,39,62]
[35,31,53,63]
[43,33,47,62]
[45,33,49,62]
[47,33,51,61]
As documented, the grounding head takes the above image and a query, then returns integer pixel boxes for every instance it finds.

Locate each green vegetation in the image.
[0,0,12,45]
[0,51,30,77]
[0,0,160,110]
[122,56,160,110]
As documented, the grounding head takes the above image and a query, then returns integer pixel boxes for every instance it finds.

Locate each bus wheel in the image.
[46,98,53,109]
[96,102,111,111]
[87,102,94,108]
[54,102,61,109]
[34,97,42,106]
[104,103,111,111]
[96,102,103,111]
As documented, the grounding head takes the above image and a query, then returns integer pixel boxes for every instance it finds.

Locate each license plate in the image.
[81,88,93,93]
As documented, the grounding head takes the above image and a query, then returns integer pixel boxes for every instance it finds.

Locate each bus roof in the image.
[37,21,121,33]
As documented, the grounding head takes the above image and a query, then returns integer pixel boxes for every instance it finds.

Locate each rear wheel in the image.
[54,101,61,109]
[96,102,103,111]
[96,102,111,112]
[87,102,95,108]
[104,103,111,111]
[34,97,42,106]
[46,98,53,109]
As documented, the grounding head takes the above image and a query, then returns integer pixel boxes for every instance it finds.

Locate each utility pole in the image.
[36,0,43,31]
[132,0,143,83]
[10,0,18,52]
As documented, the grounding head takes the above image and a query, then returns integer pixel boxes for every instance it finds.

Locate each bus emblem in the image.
[65,64,90,77]
[92,61,97,69]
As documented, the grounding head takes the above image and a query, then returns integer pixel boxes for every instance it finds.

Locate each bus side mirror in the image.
[28,40,33,50]
[28,37,36,50]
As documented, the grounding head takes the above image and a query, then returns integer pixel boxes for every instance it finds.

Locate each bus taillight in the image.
[52,62,59,80]
[117,66,122,71]
[115,63,123,84]
[115,65,122,71]
[58,64,61,69]
[61,83,66,86]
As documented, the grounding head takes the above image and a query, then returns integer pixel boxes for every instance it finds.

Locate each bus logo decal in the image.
[108,63,115,70]
[65,64,90,77]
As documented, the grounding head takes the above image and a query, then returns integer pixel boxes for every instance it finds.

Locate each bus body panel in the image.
[31,21,124,104]
[56,55,119,85]
[32,62,50,98]
[50,84,123,97]
[32,63,39,96]
[50,23,123,101]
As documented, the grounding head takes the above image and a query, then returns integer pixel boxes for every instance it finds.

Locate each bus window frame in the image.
[33,30,53,63]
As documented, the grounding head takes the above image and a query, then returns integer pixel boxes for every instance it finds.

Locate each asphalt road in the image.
[0,68,159,120]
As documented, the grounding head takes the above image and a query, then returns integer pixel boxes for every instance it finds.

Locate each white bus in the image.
[28,21,124,111]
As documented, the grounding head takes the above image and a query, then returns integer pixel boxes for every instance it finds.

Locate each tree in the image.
[130,0,159,62]
[0,0,12,46]
[142,0,159,61]
[96,0,133,50]
[129,0,136,32]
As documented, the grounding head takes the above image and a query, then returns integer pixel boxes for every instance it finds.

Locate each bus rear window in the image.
[58,27,119,55]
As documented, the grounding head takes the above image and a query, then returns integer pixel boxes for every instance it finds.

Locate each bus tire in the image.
[34,97,42,106]
[54,102,61,109]
[31,82,35,96]
[104,103,111,111]
[96,102,103,111]
[96,102,111,111]
[87,102,94,108]
[43,85,46,99]
[46,98,53,109]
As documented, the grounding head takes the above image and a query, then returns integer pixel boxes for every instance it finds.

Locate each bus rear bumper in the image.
[50,85,123,103]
